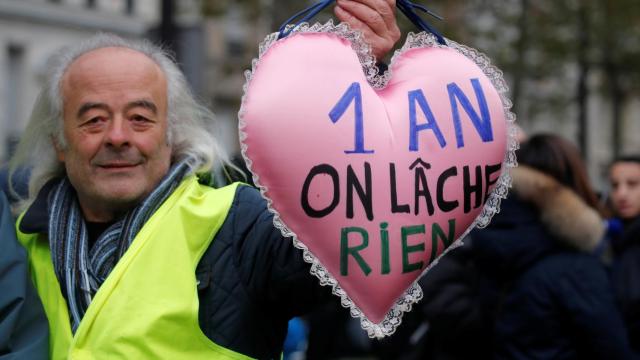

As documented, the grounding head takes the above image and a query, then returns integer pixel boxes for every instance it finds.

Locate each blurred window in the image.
[226,39,245,58]
[5,44,24,160]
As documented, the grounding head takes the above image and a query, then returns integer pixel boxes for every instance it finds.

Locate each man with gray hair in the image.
[8,1,400,358]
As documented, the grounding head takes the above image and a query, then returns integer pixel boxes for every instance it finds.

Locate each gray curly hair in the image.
[10,33,231,210]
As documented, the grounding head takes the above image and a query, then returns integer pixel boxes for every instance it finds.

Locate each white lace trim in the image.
[238,22,518,339]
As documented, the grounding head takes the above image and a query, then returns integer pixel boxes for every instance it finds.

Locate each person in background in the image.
[609,156,640,226]
[608,156,640,353]
[470,134,633,359]
[0,190,48,359]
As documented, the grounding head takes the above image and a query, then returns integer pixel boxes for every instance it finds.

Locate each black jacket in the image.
[612,216,640,354]
[196,185,331,358]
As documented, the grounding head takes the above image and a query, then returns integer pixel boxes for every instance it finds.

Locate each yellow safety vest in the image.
[17,177,253,360]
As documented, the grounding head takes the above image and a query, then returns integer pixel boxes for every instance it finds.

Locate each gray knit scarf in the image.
[48,157,194,332]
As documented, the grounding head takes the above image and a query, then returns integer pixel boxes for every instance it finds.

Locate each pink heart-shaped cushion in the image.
[240,25,515,337]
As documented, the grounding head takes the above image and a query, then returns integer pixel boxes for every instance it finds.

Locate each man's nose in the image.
[105,117,131,147]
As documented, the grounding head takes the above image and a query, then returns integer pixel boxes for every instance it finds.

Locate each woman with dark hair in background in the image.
[608,156,640,353]
[467,133,634,359]
[369,134,636,360]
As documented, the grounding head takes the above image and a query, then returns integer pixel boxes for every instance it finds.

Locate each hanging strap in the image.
[278,0,446,45]
[278,0,335,39]
[396,0,446,45]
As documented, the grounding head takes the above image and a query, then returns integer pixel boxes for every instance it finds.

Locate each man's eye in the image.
[84,117,104,125]
[132,115,150,122]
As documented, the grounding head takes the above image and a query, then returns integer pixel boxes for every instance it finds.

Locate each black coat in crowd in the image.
[472,201,631,359]
[612,215,640,354]
[471,167,634,359]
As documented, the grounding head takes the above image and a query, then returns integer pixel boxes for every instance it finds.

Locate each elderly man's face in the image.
[57,47,172,222]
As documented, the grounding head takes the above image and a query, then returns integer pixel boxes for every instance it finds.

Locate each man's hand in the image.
[334,0,401,60]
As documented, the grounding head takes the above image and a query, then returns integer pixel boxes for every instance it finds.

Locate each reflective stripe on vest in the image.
[17,177,253,359]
